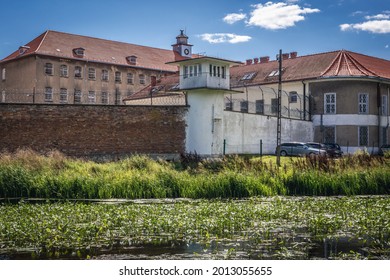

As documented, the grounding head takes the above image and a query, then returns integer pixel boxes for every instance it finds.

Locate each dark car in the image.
[276,142,327,157]
[310,142,344,158]
[378,144,390,156]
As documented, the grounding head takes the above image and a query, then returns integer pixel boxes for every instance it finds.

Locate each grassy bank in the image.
[0,149,389,199]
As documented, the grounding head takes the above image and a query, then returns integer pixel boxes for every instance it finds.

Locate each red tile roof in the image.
[1,30,181,72]
[230,50,390,87]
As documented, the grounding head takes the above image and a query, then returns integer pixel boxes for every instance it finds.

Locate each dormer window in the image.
[268,68,285,77]
[241,72,257,81]
[73,48,85,57]
[18,46,30,55]
[126,55,137,65]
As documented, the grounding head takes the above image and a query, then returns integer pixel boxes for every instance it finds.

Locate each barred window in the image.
[256,99,264,114]
[74,66,82,78]
[60,88,68,103]
[324,93,336,114]
[127,73,134,84]
[139,74,145,84]
[60,65,68,77]
[359,126,369,146]
[88,91,96,104]
[74,90,82,104]
[323,126,336,143]
[45,87,53,102]
[101,69,109,81]
[359,93,368,114]
[88,68,96,80]
[45,63,53,75]
[101,92,108,104]
[115,71,121,83]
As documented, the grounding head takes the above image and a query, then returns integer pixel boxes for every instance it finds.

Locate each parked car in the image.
[307,142,343,158]
[275,142,327,157]
[378,144,390,156]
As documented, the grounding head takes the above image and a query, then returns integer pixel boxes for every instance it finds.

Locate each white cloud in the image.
[246,2,320,30]
[340,20,390,34]
[365,14,390,20]
[223,13,247,24]
[199,33,252,44]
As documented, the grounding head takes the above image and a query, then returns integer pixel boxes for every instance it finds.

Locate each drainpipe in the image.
[302,80,306,120]
[377,83,381,148]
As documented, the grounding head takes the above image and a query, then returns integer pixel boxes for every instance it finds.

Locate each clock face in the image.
[184,48,190,55]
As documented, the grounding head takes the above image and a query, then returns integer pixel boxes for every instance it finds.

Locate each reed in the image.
[0,149,389,199]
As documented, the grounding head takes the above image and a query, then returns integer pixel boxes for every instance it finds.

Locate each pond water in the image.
[0,196,389,260]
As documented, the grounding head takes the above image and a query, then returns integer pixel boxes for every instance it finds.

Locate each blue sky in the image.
[1,0,390,61]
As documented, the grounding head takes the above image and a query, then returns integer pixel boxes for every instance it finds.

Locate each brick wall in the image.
[0,104,187,159]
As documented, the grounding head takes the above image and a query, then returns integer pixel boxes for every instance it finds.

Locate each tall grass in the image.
[0,149,389,199]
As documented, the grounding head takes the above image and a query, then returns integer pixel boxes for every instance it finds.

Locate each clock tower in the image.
[172,30,192,58]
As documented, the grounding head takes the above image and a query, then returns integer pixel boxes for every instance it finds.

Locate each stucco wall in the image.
[223,110,314,155]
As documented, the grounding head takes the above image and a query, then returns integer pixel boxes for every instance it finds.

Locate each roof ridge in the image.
[35,30,49,53]
[345,51,378,76]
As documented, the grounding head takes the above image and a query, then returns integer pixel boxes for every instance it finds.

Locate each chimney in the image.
[290,52,298,59]
[246,59,253,65]
[260,56,270,63]
[253,58,259,64]
[282,53,290,60]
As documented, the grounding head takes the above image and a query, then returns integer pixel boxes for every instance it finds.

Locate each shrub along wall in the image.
[0,104,187,159]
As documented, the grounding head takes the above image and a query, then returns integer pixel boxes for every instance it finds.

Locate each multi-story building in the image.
[0,30,193,105]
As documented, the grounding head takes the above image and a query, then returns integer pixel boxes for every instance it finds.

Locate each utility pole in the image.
[276,49,282,167]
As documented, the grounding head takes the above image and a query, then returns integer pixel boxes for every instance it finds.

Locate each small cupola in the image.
[172,30,193,58]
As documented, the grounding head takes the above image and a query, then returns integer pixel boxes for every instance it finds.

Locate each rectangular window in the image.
[74,90,82,104]
[240,100,248,112]
[115,89,121,105]
[271,98,278,114]
[359,126,369,146]
[1,68,5,80]
[289,91,298,103]
[45,87,53,102]
[45,63,53,75]
[101,92,108,104]
[382,95,388,116]
[324,93,336,114]
[209,64,212,77]
[323,126,336,143]
[139,74,145,84]
[88,68,96,80]
[358,93,368,114]
[127,73,133,84]
[88,91,96,104]
[221,66,226,79]
[183,66,188,79]
[256,99,264,114]
[382,127,388,146]
[102,70,109,81]
[60,88,68,103]
[74,66,82,78]
[189,65,193,77]
[115,71,121,83]
[60,65,68,77]
[194,64,198,76]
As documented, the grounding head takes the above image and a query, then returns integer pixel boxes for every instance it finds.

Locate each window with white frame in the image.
[127,73,134,84]
[2,68,6,80]
[74,89,82,104]
[289,91,298,103]
[358,93,368,114]
[88,68,96,80]
[139,74,145,84]
[45,63,53,75]
[74,66,82,78]
[88,91,96,104]
[324,93,336,114]
[382,95,388,116]
[60,88,68,103]
[101,70,109,81]
[115,71,121,83]
[359,126,369,146]
[45,87,53,102]
[60,65,68,77]
[115,89,121,105]
[101,92,108,104]
[183,66,189,79]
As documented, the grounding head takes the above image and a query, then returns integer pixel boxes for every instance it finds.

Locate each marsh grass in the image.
[0,149,389,199]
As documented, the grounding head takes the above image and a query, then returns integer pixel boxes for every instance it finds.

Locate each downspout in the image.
[302,80,306,120]
[377,83,381,148]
